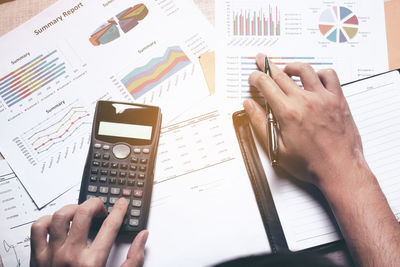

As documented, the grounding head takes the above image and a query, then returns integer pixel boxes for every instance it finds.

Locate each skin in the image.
[245,53,400,266]
[30,198,148,267]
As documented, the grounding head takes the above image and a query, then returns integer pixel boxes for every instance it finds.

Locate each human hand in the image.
[30,198,148,267]
[244,53,367,188]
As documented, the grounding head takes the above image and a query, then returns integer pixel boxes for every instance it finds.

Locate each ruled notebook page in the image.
[255,70,400,251]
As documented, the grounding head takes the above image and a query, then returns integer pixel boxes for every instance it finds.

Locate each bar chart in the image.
[232,6,281,36]
[224,55,335,108]
[0,50,66,107]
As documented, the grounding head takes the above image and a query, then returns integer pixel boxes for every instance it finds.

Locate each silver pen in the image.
[264,56,279,166]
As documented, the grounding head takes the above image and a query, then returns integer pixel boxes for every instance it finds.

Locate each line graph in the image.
[17,101,92,164]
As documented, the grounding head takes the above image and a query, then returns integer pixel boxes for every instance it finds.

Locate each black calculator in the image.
[79,100,161,233]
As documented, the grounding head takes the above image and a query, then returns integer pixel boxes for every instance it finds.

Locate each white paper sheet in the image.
[107,104,270,266]
[215,0,389,111]
[254,70,400,251]
[0,0,213,208]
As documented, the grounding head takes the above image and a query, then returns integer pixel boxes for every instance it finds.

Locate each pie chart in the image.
[319,6,359,43]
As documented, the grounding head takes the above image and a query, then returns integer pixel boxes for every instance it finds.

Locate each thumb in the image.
[121,230,149,267]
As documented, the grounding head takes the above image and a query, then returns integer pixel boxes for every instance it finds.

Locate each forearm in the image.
[320,159,400,267]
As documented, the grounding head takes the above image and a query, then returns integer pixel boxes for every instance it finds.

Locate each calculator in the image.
[78,100,161,233]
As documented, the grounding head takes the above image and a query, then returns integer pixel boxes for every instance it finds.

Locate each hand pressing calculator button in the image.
[79,101,161,234]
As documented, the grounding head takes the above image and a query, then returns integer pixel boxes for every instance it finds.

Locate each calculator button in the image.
[99,186,109,194]
[100,177,107,183]
[111,163,119,169]
[110,170,117,176]
[121,164,128,170]
[128,180,135,186]
[143,148,150,154]
[132,200,142,207]
[133,148,141,154]
[109,177,117,184]
[131,209,141,217]
[133,190,143,198]
[130,165,137,171]
[138,174,145,179]
[91,169,98,174]
[131,157,138,163]
[128,172,136,179]
[103,145,110,150]
[119,172,127,178]
[137,181,144,187]
[111,188,121,195]
[129,219,139,227]
[139,166,146,172]
[94,153,101,159]
[90,176,97,182]
[88,185,97,193]
[87,195,96,200]
[122,189,132,196]
[140,159,148,164]
[107,206,113,213]
[93,161,100,167]
[109,197,118,204]
[118,178,126,185]
[102,162,109,168]
[103,154,110,160]
[101,170,108,176]
[94,144,102,149]
[99,196,107,203]
[112,144,131,159]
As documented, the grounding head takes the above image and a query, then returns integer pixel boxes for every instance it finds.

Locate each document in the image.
[215,0,389,110]
[255,70,400,251]
[0,160,80,266]
[0,102,271,266]
[0,0,213,208]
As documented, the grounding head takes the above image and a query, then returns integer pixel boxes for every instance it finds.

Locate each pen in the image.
[264,56,279,166]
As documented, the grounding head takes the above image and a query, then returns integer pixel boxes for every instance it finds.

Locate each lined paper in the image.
[256,70,400,251]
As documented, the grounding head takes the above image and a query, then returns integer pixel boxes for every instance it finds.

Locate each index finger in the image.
[90,198,129,255]
[248,71,287,120]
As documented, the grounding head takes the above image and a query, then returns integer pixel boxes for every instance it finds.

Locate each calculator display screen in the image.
[94,101,160,145]
[98,122,152,140]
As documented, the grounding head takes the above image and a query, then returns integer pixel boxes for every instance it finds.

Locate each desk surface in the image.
[0,1,398,265]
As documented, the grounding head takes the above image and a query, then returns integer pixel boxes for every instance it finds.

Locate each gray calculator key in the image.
[88,185,97,193]
[129,219,139,227]
[112,144,131,159]
[87,195,96,200]
[109,197,118,204]
[110,187,121,195]
[99,196,107,203]
[133,148,141,154]
[131,209,141,217]
[103,145,110,150]
[143,148,150,154]
[107,206,113,213]
[94,144,102,149]
[99,186,109,194]
[132,200,142,207]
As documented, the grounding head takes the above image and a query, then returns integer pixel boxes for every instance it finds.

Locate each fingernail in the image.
[243,99,255,112]
[139,230,149,247]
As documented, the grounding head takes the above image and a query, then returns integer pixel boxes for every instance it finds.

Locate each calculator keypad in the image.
[86,143,151,232]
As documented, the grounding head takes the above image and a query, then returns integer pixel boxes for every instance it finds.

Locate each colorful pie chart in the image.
[319,6,359,43]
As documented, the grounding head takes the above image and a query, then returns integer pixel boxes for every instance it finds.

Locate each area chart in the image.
[121,46,191,99]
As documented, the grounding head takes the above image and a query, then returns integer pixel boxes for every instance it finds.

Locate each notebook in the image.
[233,69,400,253]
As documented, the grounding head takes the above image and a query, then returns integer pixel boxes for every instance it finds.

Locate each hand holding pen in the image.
[264,56,279,166]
